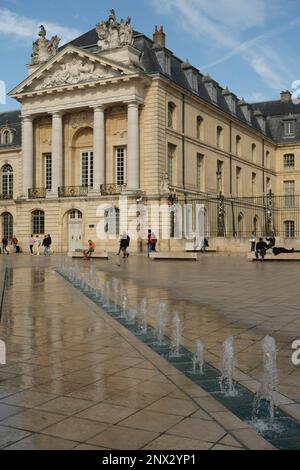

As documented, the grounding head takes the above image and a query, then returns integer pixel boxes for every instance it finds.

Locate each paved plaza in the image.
[0,253,299,449]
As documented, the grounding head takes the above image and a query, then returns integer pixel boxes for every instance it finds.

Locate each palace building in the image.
[1,10,300,253]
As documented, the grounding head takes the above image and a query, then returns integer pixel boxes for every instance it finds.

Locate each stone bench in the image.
[68,252,109,260]
[248,252,300,261]
[149,252,198,261]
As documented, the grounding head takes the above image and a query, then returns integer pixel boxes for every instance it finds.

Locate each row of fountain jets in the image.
[57,261,278,426]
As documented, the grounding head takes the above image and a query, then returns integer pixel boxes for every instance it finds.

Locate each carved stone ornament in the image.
[96,9,134,50]
[70,111,93,129]
[31,25,61,65]
[34,57,119,90]
[160,173,170,195]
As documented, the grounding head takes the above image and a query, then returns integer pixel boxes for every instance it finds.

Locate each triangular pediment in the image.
[10,45,135,97]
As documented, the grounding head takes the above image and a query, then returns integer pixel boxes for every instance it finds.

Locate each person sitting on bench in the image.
[83,240,96,260]
[255,238,268,261]
[273,247,295,256]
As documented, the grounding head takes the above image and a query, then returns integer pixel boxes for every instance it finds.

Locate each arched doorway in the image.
[2,212,13,240]
[68,210,83,252]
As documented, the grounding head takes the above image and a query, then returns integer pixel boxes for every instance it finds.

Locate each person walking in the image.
[29,235,35,255]
[2,237,8,255]
[35,235,41,256]
[119,232,130,259]
[11,235,18,253]
[42,235,49,256]
[47,234,52,254]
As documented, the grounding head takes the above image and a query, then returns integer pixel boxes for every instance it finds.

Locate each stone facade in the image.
[0,12,300,252]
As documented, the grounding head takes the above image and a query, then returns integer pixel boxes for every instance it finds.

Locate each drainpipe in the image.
[182,94,186,190]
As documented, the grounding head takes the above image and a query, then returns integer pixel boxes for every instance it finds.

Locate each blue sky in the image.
[1,0,300,111]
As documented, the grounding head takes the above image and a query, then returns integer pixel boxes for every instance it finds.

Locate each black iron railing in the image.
[0,193,13,200]
[100,184,127,196]
[28,188,47,199]
[58,186,89,198]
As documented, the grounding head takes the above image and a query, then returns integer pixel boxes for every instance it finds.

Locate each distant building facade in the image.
[0,11,300,252]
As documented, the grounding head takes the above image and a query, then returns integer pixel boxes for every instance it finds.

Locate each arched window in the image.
[284,220,295,238]
[196,116,203,140]
[252,144,257,163]
[69,210,82,220]
[3,131,10,145]
[2,212,13,240]
[237,212,244,237]
[168,102,176,129]
[104,207,120,235]
[216,126,223,148]
[1,164,13,198]
[32,210,45,235]
[265,150,270,169]
[236,135,242,156]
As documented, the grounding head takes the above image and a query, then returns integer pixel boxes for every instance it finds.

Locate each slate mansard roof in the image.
[2,26,300,147]
[0,110,21,148]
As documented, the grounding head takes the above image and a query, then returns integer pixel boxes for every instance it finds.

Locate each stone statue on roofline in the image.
[96,10,134,50]
[31,25,61,65]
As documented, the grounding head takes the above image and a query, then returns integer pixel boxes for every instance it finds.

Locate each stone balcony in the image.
[100,183,127,196]
[28,188,47,199]
[58,186,89,198]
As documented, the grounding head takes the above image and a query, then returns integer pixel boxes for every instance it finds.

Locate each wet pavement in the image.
[0,253,299,449]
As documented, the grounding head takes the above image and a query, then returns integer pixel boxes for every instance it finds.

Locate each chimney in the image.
[280,90,292,102]
[152,25,166,49]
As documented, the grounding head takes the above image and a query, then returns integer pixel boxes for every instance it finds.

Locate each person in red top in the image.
[83,240,96,260]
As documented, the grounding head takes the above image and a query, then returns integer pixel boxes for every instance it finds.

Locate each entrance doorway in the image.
[68,210,83,252]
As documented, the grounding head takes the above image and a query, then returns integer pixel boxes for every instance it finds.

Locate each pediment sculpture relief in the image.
[31,25,60,65]
[96,9,134,50]
[34,58,119,90]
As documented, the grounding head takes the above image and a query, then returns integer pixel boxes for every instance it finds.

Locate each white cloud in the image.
[153,0,294,92]
[0,8,82,45]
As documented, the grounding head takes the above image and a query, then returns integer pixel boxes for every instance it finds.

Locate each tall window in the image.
[284,154,295,169]
[252,144,257,163]
[32,210,45,234]
[196,116,203,140]
[252,172,257,196]
[265,150,270,169]
[168,102,176,129]
[236,135,241,156]
[2,212,13,240]
[104,207,120,235]
[266,177,271,192]
[3,130,10,145]
[81,151,94,188]
[284,180,295,208]
[197,154,204,190]
[44,153,52,191]
[217,160,223,193]
[284,220,295,238]
[284,120,295,136]
[168,143,176,185]
[116,147,126,185]
[236,167,241,196]
[216,126,223,148]
[1,164,13,198]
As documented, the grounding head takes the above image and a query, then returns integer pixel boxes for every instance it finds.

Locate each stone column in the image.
[22,116,34,198]
[127,101,140,191]
[51,112,63,194]
[93,106,105,192]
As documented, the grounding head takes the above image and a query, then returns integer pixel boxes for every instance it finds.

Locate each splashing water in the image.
[170,313,182,358]
[138,298,148,334]
[193,339,204,375]
[102,281,111,308]
[220,336,237,397]
[127,309,137,325]
[121,289,129,319]
[252,336,279,429]
[155,301,167,345]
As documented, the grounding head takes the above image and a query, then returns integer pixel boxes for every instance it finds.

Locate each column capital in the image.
[51,111,64,118]
[22,115,34,123]
[125,100,141,108]
[93,105,105,112]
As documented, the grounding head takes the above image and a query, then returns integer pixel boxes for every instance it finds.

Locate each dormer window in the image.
[1,128,14,146]
[203,76,218,104]
[284,120,295,136]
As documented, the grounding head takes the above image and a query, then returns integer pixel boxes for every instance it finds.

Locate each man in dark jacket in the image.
[255,238,268,261]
